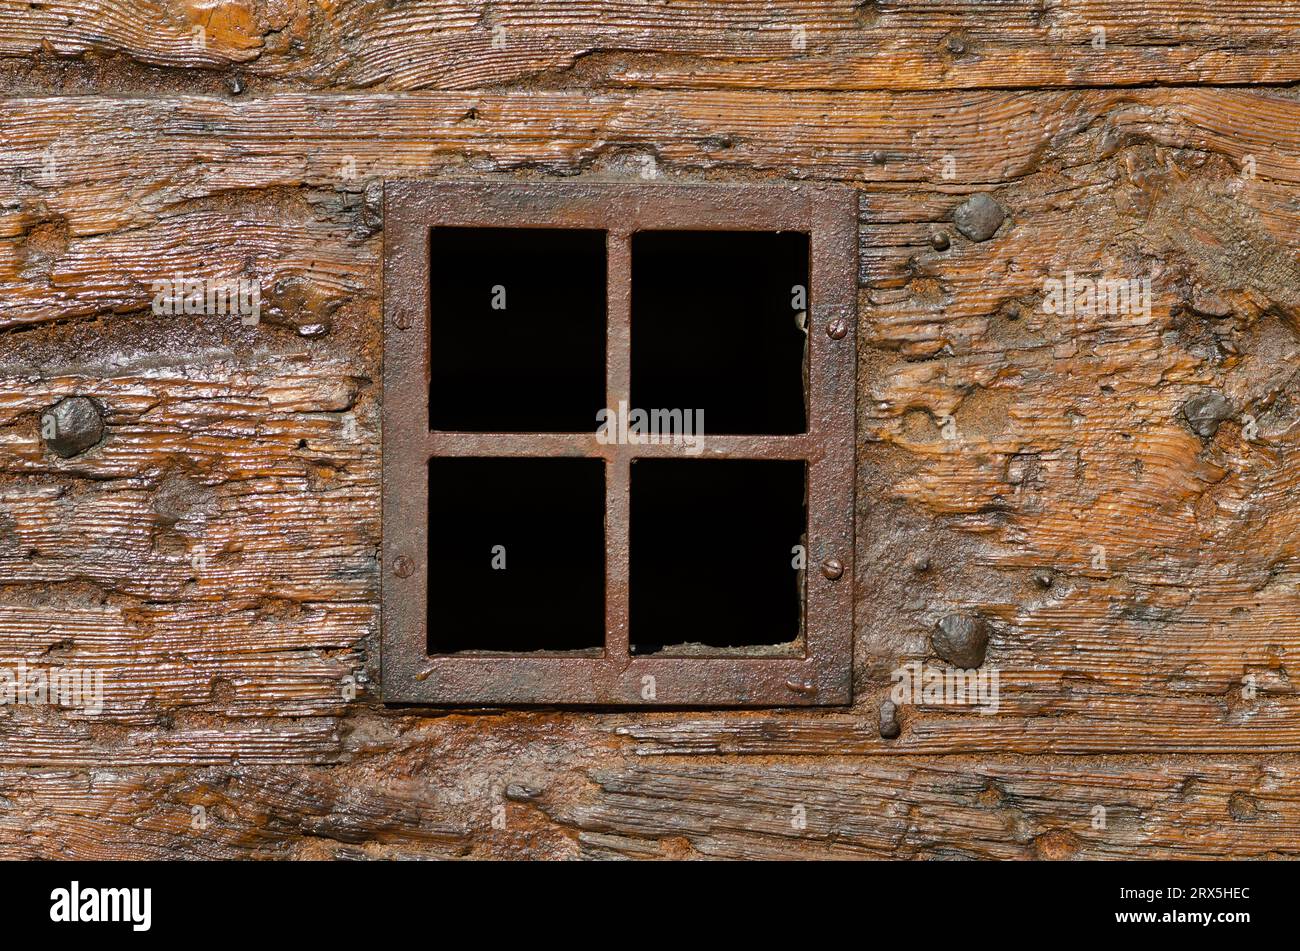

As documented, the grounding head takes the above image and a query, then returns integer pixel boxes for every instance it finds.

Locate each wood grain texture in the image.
[0,1,1298,858]
[2,750,1298,859]
[1,1,1298,92]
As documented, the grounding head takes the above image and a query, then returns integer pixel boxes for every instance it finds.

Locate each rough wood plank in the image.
[1,753,1297,859]
[2,1,1297,93]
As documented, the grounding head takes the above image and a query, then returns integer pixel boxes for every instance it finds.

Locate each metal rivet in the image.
[393,311,412,331]
[826,316,849,340]
[1182,389,1233,440]
[821,557,844,580]
[785,678,818,696]
[392,554,414,578]
[505,784,544,802]
[932,613,990,669]
[879,699,901,739]
[41,396,104,459]
[954,193,1007,242]
[930,231,950,251]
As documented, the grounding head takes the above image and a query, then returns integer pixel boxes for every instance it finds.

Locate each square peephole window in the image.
[630,459,806,655]
[632,231,810,435]
[429,228,606,432]
[427,458,605,653]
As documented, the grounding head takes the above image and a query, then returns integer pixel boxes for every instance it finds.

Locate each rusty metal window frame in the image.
[382,182,856,706]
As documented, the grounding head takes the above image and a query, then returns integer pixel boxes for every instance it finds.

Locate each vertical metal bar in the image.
[605,231,633,660]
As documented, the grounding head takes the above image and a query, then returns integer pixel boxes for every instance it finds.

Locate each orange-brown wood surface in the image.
[0,0,1298,858]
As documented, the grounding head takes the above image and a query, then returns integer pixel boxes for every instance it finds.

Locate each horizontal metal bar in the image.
[423,432,819,461]
[623,434,820,461]
[384,654,850,707]
[426,431,609,458]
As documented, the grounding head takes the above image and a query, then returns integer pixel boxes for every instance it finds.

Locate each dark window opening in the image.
[428,227,606,432]
[631,231,810,435]
[630,459,806,655]
[426,457,605,653]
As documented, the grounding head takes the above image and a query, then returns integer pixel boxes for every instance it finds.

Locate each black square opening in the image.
[631,231,810,435]
[630,459,806,655]
[428,228,606,432]
[427,458,605,653]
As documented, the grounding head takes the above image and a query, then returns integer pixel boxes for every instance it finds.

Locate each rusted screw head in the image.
[826,316,849,340]
[392,554,414,578]
[821,557,844,581]
[41,397,104,459]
